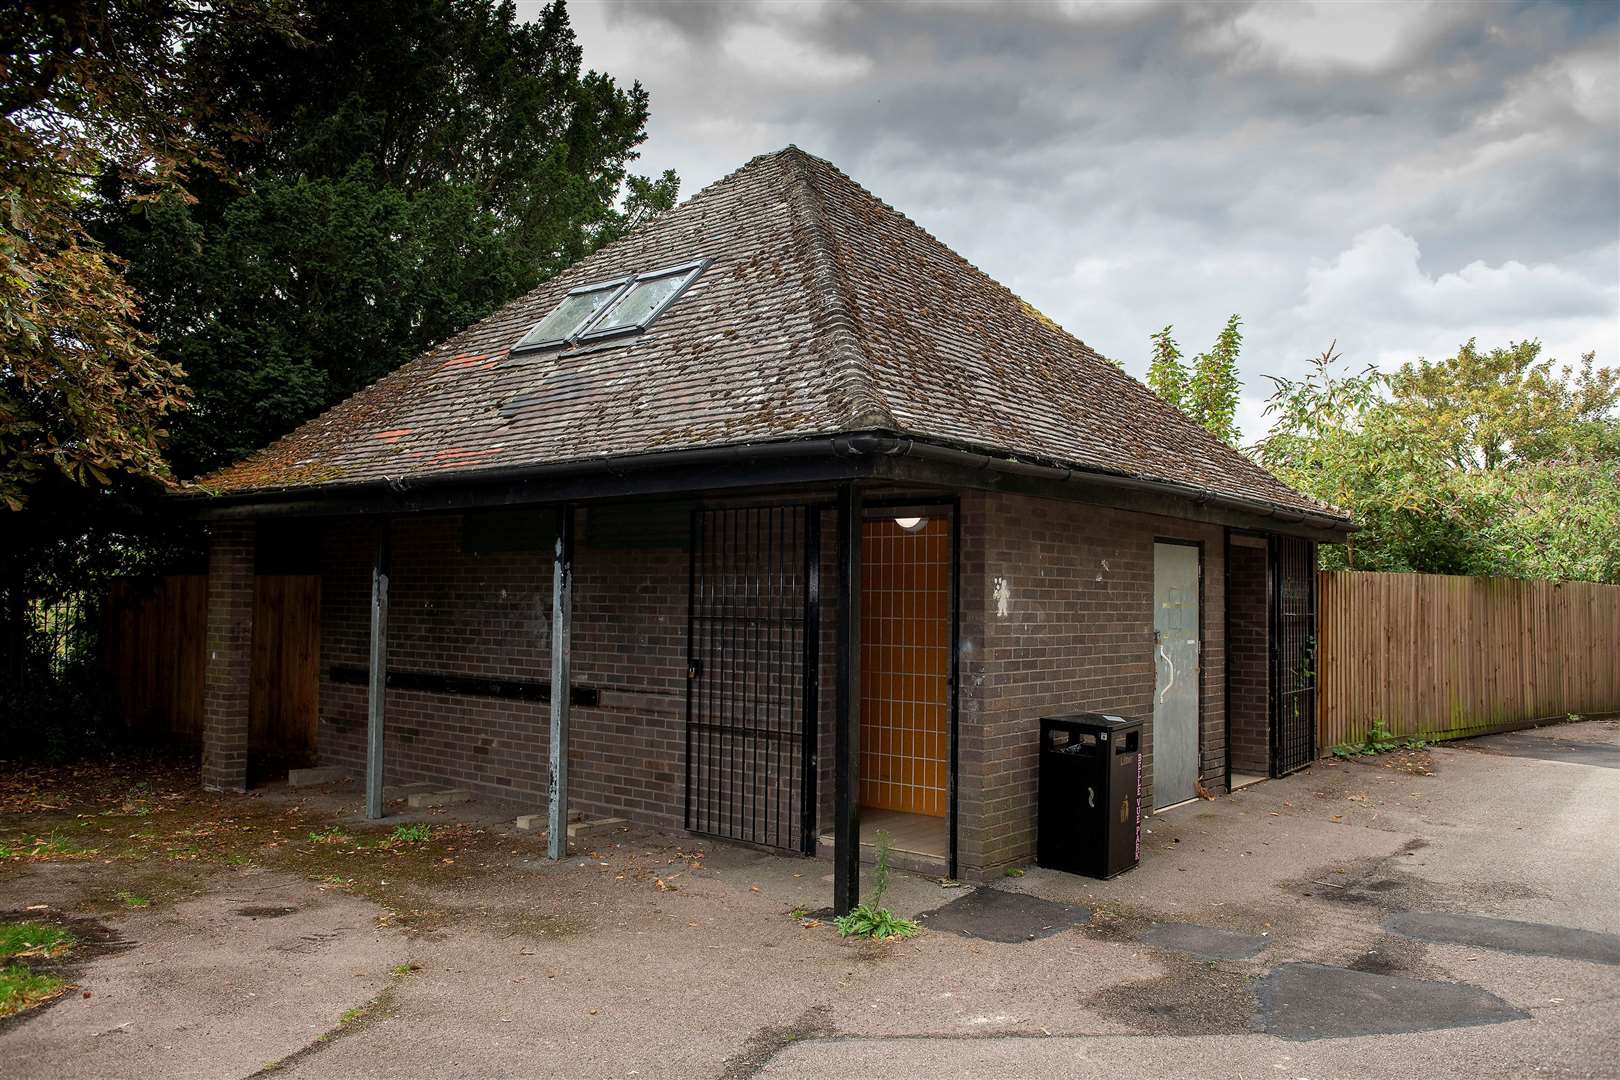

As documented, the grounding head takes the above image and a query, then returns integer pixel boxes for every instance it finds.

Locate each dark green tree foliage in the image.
[96,0,678,477]
[1146,315,1243,445]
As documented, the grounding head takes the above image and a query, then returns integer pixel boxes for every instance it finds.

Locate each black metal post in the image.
[834,484,862,915]
[365,519,391,820]
[547,504,575,860]
[800,509,821,854]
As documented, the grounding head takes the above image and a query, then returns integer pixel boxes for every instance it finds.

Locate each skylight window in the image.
[512,278,629,351]
[511,259,708,354]
[579,260,706,341]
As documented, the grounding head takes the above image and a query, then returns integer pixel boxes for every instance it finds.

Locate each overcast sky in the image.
[537,0,1618,439]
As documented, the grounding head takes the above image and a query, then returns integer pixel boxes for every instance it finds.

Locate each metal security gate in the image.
[685,506,819,853]
[1271,536,1317,775]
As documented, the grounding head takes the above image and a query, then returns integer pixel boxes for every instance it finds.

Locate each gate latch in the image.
[687,660,701,680]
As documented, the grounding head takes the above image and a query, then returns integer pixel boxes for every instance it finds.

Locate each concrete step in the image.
[815,834,950,879]
[406,789,473,809]
[383,782,440,801]
[513,815,626,843]
[287,766,347,787]
[569,817,627,842]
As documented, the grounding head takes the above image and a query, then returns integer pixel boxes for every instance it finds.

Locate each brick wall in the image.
[1227,539,1271,777]
[202,521,255,792]
[956,491,1227,876]
[317,510,689,827]
[296,489,1246,874]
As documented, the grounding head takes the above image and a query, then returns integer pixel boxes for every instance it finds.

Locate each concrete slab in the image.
[1255,962,1529,1041]
[286,767,346,787]
[1386,911,1620,965]
[915,887,1090,943]
[0,870,403,1079]
[1138,921,1268,960]
[405,789,472,809]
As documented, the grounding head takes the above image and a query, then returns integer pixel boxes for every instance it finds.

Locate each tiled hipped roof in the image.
[200,147,1347,523]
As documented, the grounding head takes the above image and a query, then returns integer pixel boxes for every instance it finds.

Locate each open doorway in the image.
[856,507,953,866]
[249,525,321,785]
[1226,533,1271,790]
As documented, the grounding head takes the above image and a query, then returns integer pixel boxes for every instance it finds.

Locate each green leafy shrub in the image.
[1331,719,1426,758]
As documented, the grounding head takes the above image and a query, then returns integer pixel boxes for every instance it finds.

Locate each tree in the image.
[95,0,678,477]
[1147,325,1189,411]
[1256,340,1620,583]
[1146,315,1243,444]
[0,1,258,509]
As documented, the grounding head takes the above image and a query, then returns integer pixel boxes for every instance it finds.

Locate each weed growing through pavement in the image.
[833,832,920,941]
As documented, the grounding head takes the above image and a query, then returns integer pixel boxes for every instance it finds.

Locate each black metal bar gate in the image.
[685,506,820,853]
[1270,536,1317,775]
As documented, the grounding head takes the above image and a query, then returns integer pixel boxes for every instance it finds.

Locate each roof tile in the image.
[199,147,1345,521]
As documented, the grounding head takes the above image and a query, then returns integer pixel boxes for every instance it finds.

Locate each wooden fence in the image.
[1317,571,1620,750]
[104,575,208,744]
[104,574,320,763]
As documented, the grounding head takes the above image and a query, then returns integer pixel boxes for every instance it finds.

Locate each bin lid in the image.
[1041,712,1140,731]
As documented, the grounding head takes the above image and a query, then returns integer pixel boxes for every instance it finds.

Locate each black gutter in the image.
[178,429,1354,534]
[178,437,857,510]
[833,433,1355,534]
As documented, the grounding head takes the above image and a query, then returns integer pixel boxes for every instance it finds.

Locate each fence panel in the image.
[1318,570,1620,751]
[103,575,209,744]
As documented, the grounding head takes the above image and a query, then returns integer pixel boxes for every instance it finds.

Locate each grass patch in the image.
[308,827,352,846]
[0,831,97,861]
[0,919,77,1019]
[0,964,66,1017]
[0,922,77,961]
[114,890,153,909]
[387,824,431,845]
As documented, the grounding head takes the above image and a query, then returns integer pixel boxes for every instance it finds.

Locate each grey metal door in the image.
[1152,542,1200,808]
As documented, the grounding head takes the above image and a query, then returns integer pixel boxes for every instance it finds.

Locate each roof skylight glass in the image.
[511,259,708,354]
[579,260,706,340]
[513,279,627,351]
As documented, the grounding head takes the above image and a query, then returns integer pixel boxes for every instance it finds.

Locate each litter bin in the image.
[1037,713,1143,879]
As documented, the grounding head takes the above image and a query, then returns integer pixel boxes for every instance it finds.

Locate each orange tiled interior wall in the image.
[859,515,950,817]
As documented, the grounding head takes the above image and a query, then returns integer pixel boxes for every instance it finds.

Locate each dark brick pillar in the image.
[202,521,255,792]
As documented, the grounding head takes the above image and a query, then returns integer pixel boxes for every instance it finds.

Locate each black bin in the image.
[1037,713,1143,879]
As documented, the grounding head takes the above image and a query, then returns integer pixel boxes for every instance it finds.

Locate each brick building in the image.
[186,148,1351,908]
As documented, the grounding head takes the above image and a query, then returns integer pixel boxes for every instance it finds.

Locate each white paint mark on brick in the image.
[993,576,1011,618]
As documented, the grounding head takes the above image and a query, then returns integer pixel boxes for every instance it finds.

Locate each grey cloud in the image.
[566,0,1618,433]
